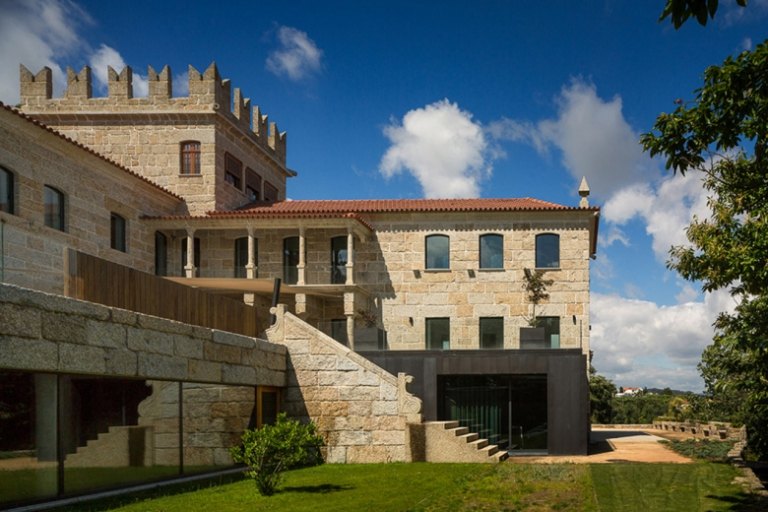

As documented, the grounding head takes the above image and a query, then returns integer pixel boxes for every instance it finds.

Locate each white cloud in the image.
[266,26,323,81]
[604,173,709,262]
[489,79,656,198]
[89,45,148,97]
[590,289,734,391]
[379,99,492,198]
[0,0,90,103]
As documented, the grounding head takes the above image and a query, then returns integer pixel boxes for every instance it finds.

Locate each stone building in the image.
[0,63,599,507]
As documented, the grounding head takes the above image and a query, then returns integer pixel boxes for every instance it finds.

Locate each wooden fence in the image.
[64,249,258,337]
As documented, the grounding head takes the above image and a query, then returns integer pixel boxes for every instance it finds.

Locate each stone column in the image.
[246,227,257,279]
[184,229,196,278]
[345,230,355,285]
[297,227,306,285]
[346,314,355,351]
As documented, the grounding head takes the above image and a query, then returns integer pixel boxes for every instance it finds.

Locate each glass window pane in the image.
[155,232,167,276]
[0,372,58,506]
[331,236,347,284]
[110,214,126,252]
[0,167,13,214]
[43,185,64,231]
[330,319,348,345]
[537,316,561,349]
[480,234,503,269]
[425,235,449,270]
[535,234,559,268]
[62,378,179,495]
[480,317,504,349]
[426,318,450,350]
[234,237,249,278]
[283,237,299,284]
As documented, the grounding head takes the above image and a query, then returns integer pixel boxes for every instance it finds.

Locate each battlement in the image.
[19,62,286,162]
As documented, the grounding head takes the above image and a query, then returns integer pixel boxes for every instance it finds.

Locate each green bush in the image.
[230,413,324,496]
[661,439,735,462]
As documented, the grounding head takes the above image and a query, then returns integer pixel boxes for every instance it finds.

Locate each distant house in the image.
[616,387,643,397]
[0,62,599,508]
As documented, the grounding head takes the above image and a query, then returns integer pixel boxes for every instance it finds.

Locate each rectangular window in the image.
[224,153,243,189]
[155,231,168,276]
[245,168,262,202]
[331,236,348,284]
[180,141,201,175]
[479,317,504,349]
[537,316,561,349]
[263,181,278,202]
[535,233,560,269]
[43,185,65,231]
[234,237,253,278]
[330,319,348,346]
[110,213,127,252]
[0,166,14,214]
[426,317,450,350]
[283,236,299,284]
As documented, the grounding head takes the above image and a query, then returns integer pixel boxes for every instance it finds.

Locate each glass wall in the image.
[0,371,269,509]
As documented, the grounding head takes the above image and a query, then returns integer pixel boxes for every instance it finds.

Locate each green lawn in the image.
[50,461,766,512]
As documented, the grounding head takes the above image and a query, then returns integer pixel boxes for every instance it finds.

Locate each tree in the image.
[660,0,748,28]
[522,268,553,326]
[641,40,768,459]
[696,336,750,424]
[230,413,324,496]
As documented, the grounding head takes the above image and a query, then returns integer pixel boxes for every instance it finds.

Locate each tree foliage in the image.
[523,268,554,326]
[660,0,748,28]
[230,413,324,496]
[641,40,768,459]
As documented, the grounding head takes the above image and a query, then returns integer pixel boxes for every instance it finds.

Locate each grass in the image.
[48,460,766,512]
[660,439,736,462]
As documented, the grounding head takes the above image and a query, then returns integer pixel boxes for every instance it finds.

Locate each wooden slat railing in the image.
[64,249,257,337]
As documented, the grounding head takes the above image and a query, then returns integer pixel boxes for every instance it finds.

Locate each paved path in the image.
[508,428,693,464]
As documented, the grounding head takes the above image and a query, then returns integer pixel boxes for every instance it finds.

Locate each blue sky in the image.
[2,0,767,391]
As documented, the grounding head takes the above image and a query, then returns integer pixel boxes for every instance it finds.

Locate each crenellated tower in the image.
[18,62,292,214]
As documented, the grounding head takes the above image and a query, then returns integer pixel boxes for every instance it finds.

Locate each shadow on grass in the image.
[281,483,353,494]
[706,492,768,511]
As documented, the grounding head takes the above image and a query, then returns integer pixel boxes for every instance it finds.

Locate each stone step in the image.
[441,420,460,429]
[494,450,509,462]
[449,426,469,436]
[468,438,488,450]
[457,432,479,443]
[479,444,499,456]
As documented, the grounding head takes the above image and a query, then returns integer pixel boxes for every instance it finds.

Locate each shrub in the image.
[230,413,324,496]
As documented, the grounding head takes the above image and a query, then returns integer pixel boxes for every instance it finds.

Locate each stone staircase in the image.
[414,420,508,463]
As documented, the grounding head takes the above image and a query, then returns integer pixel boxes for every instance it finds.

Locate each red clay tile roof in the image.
[212,197,597,215]
[0,102,183,201]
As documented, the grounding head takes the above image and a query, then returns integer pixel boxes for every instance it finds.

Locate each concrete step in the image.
[479,444,499,456]
[449,426,469,436]
[468,438,488,450]
[457,432,479,443]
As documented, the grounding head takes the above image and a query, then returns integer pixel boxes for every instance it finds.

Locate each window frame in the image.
[224,152,243,189]
[180,141,201,175]
[479,233,504,270]
[425,234,450,270]
[263,181,278,203]
[110,213,127,252]
[330,235,348,284]
[245,168,262,202]
[43,185,65,231]
[234,237,254,278]
[283,236,299,284]
[535,233,560,269]
[479,317,504,349]
[426,317,450,350]
[537,316,561,349]
[0,166,14,214]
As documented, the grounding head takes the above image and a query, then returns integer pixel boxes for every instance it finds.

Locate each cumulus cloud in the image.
[266,26,323,81]
[590,289,734,391]
[0,0,90,103]
[603,173,709,262]
[89,44,148,96]
[379,99,492,198]
[488,79,656,198]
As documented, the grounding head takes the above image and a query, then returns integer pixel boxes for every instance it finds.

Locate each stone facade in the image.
[0,105,182,293]
[18,63,291,214]
[267,304,421,463]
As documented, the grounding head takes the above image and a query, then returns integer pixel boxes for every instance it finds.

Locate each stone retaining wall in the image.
[266,304,422,463]
[0,283,286,386]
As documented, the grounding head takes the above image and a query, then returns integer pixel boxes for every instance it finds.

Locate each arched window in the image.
[110,213,127,252]
[425,234,449,270]
[283,236,299,284]
[535,233,560,269]
[180,141,201,175]
[0,166,14,214]
[479,234,503,269]
[330,236,348,284]
[43,185,65,231]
